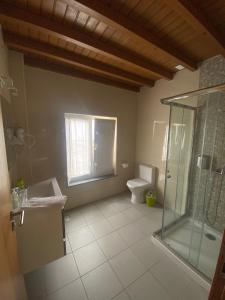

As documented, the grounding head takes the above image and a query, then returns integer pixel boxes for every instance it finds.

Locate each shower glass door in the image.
[162,102,205,263]
[162,105,194,231]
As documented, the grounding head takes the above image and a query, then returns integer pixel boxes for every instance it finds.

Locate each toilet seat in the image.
[127,178,149,189]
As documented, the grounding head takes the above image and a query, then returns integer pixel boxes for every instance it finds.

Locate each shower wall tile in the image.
[189,55,225,233]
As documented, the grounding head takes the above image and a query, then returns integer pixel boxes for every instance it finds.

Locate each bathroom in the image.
[0,2,225,300]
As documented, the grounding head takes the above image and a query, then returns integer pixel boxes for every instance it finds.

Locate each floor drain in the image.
[205,233,216,241]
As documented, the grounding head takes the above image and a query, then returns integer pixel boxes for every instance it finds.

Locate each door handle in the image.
[10,210,24,231]
[167,175,172,179]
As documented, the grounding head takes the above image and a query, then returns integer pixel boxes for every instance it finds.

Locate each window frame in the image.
[65,113,117,186]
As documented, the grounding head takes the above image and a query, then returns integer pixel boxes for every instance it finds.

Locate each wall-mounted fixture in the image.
[0,75,18,97]
[197,154,210,170]
[121,162,129,168]
[6,127,35,149]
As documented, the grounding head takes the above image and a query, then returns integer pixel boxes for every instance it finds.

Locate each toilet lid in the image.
[127,178,150,188]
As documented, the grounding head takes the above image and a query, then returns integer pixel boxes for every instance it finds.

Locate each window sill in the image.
[68,174,117,187]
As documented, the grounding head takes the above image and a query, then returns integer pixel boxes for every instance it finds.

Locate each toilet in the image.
[127,164,155,204]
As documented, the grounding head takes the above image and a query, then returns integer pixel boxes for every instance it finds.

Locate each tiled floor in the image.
[25,192,209,300]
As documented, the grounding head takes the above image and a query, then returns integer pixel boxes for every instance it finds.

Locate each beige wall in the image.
[0,27,10,102]
[21,64,137,209]
[0,29,17,183]
[136,69,200,203]
[3,49,201,209]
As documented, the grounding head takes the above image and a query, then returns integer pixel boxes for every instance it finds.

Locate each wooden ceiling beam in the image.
[168,0,225,55]
[4,32,154,87]
[24,56,141,92]
[65,0,197,71]
[0,2,173,80]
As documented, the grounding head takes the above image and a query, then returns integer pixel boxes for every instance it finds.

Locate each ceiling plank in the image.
[0,2,173,79]
[24,56,141,92]
[64,0,197,71]
[167,0,225,55]
[4,31,154,87]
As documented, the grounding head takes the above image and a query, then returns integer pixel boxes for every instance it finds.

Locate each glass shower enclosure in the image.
[155,83,225,282]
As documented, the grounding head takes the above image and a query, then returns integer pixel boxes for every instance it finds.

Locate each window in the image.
[65,113,117,185]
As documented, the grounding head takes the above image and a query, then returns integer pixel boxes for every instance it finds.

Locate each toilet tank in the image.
[138,164,155,185]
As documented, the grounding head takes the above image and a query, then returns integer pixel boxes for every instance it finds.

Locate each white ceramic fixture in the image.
[127,164,155,204]
[16,178,67,273]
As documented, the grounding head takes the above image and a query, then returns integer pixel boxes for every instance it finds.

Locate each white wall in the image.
[136,69,200,203]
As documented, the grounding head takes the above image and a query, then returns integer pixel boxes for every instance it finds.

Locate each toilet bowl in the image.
[127,164,155,204]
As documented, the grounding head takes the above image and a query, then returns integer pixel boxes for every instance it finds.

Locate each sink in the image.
[23,177,66,208]
[17,177,67,273]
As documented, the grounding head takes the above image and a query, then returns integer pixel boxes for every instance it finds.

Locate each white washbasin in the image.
[23,178,66,208]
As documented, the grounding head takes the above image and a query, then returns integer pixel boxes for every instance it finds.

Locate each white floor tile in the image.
[110,249,146,287]
[64,211,86,233]
[46,279,88,300]
[131,238,165,268]
[97,201,120,218]
[83,208,105,225]
[112,292,130,300]
[151,257,196,299]
[43,254,79,295]
[26,193,208,300]
[89,219,113,239]
[98,231,128,258]
[133,203,155,215]
[147,210,163,227]
[112,199,132,212]
[183,278,208,300]
[68,226,95,250]
[133,216,160,236]
[74,241,106,275]
[135,204,162,215]
[123,207,143,221]
[107,212,131,230]
[127,271,171,300]
[117,223,145,246]
[82,262,123,300]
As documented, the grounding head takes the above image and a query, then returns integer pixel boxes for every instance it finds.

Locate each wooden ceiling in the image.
[0,0,224,92]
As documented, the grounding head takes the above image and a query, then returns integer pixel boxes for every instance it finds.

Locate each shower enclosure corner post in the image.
[161,103,173,240]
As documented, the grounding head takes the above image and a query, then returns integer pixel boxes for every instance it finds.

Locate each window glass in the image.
[65,113,117,185]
